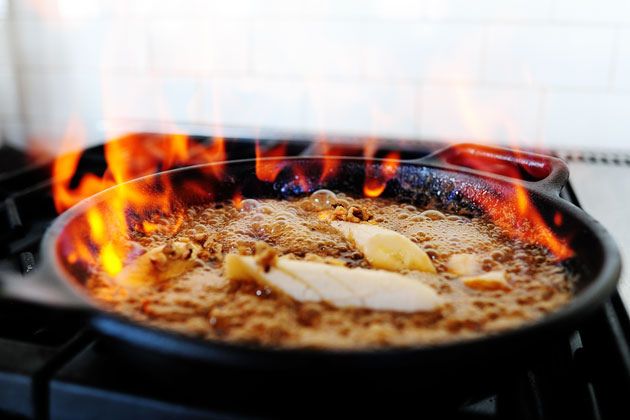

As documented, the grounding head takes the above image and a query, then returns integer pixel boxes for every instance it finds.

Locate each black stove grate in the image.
[0,135,629,419]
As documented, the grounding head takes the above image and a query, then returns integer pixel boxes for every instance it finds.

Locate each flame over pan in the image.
[49,125,573,278]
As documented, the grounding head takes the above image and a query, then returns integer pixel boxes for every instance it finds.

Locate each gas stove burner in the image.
[0,135,629,419]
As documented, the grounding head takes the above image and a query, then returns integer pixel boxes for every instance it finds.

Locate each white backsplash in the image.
[2,0,630,153]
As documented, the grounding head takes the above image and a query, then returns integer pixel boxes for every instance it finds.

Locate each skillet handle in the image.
[416,143,569,197]
[0,268,91,311]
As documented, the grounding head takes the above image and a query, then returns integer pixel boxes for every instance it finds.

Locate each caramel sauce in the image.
[86,191,573,349]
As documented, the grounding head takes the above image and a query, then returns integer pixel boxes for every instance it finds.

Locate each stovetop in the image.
[1,135,629,419]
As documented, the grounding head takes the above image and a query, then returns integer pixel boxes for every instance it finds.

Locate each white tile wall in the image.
[56,0,102,20]
[419,85,541,145]
[363,22,483,82]
[424,0,552,21]
[0,21,10,72]
[200,78,306,130]
[304,81,416,137]
[0,16,11,147]
[0,0,7,19]
[13,19,147,73]
[14,20,103,72]
[250,0,372,19]
[100,21,148,72]
[24,117,101,152]
[150,20,250,76]
[553,0,630,24]
[101,75,199,123]
[105,0,256,19]
[9,0,57,20]
[4,0,630,152]
[252,21,362,78]
[614,29,630,90]
[365,0,424,20]
[484,25,615,88]
[543,91,630,148]
[0,72,20,119]
[21,72,101,122]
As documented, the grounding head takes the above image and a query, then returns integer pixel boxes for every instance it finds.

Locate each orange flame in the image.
[442,144,573,259]
[232,190,243,209]
[52,119,112,213]
[318,139,343,183]
[441,83,575,259]
[51,115,573,278]
[363,151,401,198]
[53,133,227,213]
[252,138,401,198]
[163,134,190,169]
[292,165,312,192]
[255,141,288,182]
[494,182,573,259]
[101,242,123,276]
[513,183,572,259]
[51,121,231,277]
[196,137,226,178]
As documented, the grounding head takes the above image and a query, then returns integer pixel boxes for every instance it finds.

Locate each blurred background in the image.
[2,0,630,154]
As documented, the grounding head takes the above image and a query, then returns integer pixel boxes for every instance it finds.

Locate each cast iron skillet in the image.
[0,143,622,375]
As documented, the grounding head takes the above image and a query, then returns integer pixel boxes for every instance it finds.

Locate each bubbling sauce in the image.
[86,190,573,349]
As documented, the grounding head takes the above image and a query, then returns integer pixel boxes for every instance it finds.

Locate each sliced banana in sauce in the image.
[447,253,510,291]
[330,221,436,273]
[447,253,482,276]
[224,254,442,312]
[115,242,201,287]
[460,270,510,291]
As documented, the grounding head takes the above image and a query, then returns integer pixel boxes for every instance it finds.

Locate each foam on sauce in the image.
[86,190,573,349]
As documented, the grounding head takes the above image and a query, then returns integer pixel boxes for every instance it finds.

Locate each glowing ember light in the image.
[165,133,190,168]
[292,165,311,192]
[516,186,529,213]
[142,221,159,235]
[318,139,343,183]
[86,208,106,243]
[67,252,78,264]
[364,180,386,198]
[197,137,227,178]
[442,83,575,260]
[232,191,243,209]
[181,179,213,202]
[442,144,573,260]
[52,119,111,213]
[363,151,401,198]
[50,124,232,279]
[101,243,123,276]
[255,141,288,182]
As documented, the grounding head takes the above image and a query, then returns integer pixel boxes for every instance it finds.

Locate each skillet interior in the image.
[46,157,621,370]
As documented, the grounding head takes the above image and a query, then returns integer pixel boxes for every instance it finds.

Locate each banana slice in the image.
[225,254,442,312]
[447,253,482,276]
[331,221,436,273]
[461,270,510,291]
[278,259,362,307]
[225,254,321,302]
[116,242,201,287]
